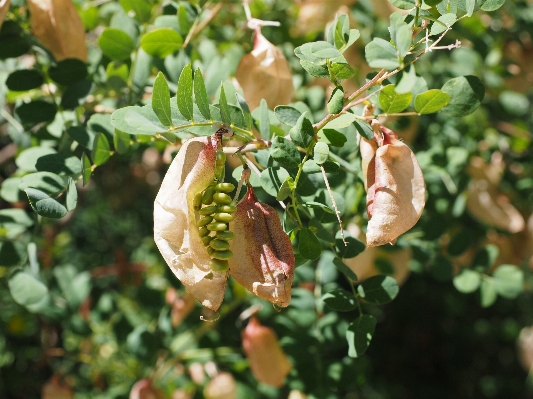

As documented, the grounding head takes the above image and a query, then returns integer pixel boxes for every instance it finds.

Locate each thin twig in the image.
[321,165,346,246]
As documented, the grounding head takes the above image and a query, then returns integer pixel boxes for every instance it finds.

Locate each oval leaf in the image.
[322,289,358,311]
[414,89,450,114]
[346,314,377,358]
[357,275,399,304]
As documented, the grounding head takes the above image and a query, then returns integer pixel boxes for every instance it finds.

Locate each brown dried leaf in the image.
[27,0,88,62]
[203,372,236,399]
[466,156,525,234]
[242,316,292,387]
[0,0,10,28]
[228,187,295,307]
[154,137,227,311]
[365,132,426,247]
[129,379,165,399]
[235,31,293,110]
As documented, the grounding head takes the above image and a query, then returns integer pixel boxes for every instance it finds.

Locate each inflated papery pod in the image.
[41,375,73,399]
[154,137,227,311]
[129,379,165,399]
[228,185,295,307]
[466,155,525,233]
[203,372,236,399]
[361,123,425,247]
[235,29,293,110]
[242,316,292,387]
[0,0,10,28]
[27,0,88,62]
[295,0,355,35]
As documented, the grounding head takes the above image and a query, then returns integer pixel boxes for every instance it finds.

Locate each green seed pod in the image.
[213,212,234,223]
[211,250,233,260]
[197,216,213,227]
[213,192,232,205]
[216,150,226,166]
[210,258,229,272]
[201,235,214,246]
[207,222,228,231]
[215,182,235,193]
[198,227,210,237]
[209,239,230,251]
[216,231,235,240]
[198,205,218,215]
[193,192,202,209]
[217,204,237,214]
[202,186,216,205]
[206,246,215,256]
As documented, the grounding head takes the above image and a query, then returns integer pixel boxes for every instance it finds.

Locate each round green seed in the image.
[202,186,216,205]
[216,231,235,240]
[217,204,237,214]
[198,205,218,215]
[211,250,233,260]
[213,192,232,205]
[206,247,215,256]
[197,216,213,227]
[209,239,230,251]
[213,212,234,223]
[198,227,210,237]
[210,258,229,272]
[193,192,202,209]
[201,235,214,246]
[215,182,235,193]
[207,222,227,231]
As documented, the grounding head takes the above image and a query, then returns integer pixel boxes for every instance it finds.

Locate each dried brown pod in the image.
[363,126,426,247]
[242,316,292,387]
[235,30,293,111]
[0,0,10,28]
[228,185,295,307]
[27,0,88,62]
[154,137,227,311]
[129,379,165,399]
[42,375,73,399]
[203,372,236,399]
[466,156,525,233]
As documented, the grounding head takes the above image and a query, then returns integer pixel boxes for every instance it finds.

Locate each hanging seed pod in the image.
[235,30,293,111]
[27,0,88,62]
[362,125,426,247]
[42,375,73,399]
[228,186,295,307]
[203,372,236,399]
[129,378,166,399]
[0,0,10,29]
[154,136,227,311]
[242,316,292,387]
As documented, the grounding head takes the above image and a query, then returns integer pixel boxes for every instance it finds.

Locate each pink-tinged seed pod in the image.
[362,126,426,247]
[129,378,165,399]
[27,0,88,62]
[203,372,236,399]
[235,30,293,111]
[154,137,227,311]
[242,316,292,387]
[228,186,295,307]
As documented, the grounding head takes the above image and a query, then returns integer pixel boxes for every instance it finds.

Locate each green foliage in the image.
[2,0,533,397]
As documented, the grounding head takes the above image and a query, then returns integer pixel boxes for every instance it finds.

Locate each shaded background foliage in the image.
[1,0,533,398]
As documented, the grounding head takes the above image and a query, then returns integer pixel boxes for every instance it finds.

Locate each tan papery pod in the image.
[228,186,295,307]
[242,316,292,387]
[203,372,236,399]
[363,128,426,247]
[27,0,88,62]
[129,378,165,399]
[235,30,293,111]
[466,156,525,233]
[42,375,73,399]
[0,0,10,28]
[295,0,356,35]
[517,326,533,372]
[288,391,308,399]
[154,137,227,311]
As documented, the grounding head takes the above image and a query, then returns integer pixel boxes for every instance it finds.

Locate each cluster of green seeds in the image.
[193,150,236,272]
